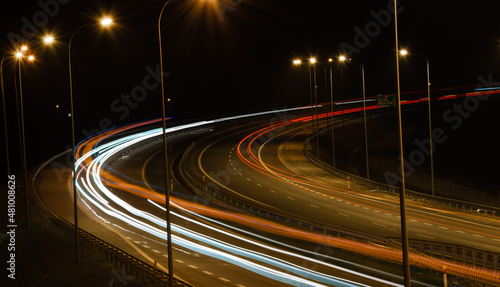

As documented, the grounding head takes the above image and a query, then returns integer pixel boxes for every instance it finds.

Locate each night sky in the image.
[1,0,499,171]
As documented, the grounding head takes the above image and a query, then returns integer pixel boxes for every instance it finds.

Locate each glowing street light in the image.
[293,59,302,65]
[68,16,114,264]
[339,55,347,62]
[399,48,434,196]
[44,35,55,44]
[101,17,113,27]
[309,57,317,64]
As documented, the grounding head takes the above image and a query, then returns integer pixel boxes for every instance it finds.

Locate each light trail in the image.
[72,97,500,285]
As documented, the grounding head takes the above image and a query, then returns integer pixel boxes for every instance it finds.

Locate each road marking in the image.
[455,230,465,234]
[246,178,251,181]
[270,190,277,193]
[257,183,263,187]
[473,234,484,238]
[409,219,418,223]
[338,213,350,217]
[163,255,169,258]
[439,226,449,230]
[175,259,185,263]
[188,265,199,269]
[152,249,161,253]
[373,210,380,213]
[385,213,392,216]
[287,196,296,201]
[417,234,435,240]
[236,285,247,287]
[142,245,150,249]
[309,204,319,209]
[423,223,433,226]
[354,204,360,207]
[492,239,500,242]
[203,271,214,276]
[373,222,387,228]
[219,277,231,283]
[345,201,351,205]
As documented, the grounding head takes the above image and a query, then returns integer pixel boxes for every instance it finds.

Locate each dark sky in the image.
[1,0,500,169]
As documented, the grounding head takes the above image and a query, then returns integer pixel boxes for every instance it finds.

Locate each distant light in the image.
[21,45,28,51]
[68,113,72,117]
[44,35,54,44]
[28,55,35,61]
[339,56,346,61]
[56,105,60,109]
[293,59,301,65]
[309,58,316,64]
[328,58,333,62]
[400,49,408,56]
[15,52,23,59]
[101,17,113,27]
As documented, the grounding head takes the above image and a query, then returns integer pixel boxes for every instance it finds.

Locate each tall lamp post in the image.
[158,1,174,285]
[343,57,370,179]
[393,0,411,285]
[400,49,435,196]
[328,58,336,167]
[68,17,113,263]
[15,47,35,228]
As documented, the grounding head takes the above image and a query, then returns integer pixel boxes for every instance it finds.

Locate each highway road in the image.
[33,104,500,286]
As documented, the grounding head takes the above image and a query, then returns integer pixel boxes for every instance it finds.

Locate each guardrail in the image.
[32,151,193,287]
[304,119,500,219]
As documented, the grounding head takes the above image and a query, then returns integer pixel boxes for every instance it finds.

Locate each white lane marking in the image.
[373,210,380,213]
[203,271,214,276]
[142,245,150,249]
[246,178,251,181]
[417,234,435,240]
[219,277,231,283]
[373,222,387,228]
[345,202,351,205]
[270,189,277,193]
[409,219,418,223]
[338,213,350,217]
[439,226,448,230]
[385,213,392,216]
[455,230,465,234]
[492,239,500,242]
[175,259,185,263]
[473,234,484,238]
[309,204,319,209]
[257,183,263,187]
[188,265,199,269]
[152,249,161,253]
[423,223,433,226]
[287,196,296,201]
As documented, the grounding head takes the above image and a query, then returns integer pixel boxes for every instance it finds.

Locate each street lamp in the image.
[393,1,411,285]
[68,16,113,264]
[400,49,435,196]
[343,57,369,179]
[158,1,174,285]
[327,58,336,167]
[15,47,36,229]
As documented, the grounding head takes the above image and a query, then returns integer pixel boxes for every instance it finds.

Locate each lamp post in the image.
[400,49,435,196]
[344,58,369,179]
[68,17,113,264]
[328,58,336,167]
[15,48,35,229]
[393,0,411,285]
[310,58,320,158]
[157,1,174,285]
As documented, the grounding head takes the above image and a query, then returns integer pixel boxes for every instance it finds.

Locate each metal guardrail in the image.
[31,151,193,287]
[304,120,500,219]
